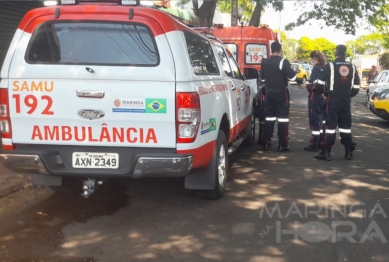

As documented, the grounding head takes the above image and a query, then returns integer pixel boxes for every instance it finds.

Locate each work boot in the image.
[263,139,272,151]
[304,144,319,152]
[345,142,356,160]
[277,144,290,152]
[315,148,332,161]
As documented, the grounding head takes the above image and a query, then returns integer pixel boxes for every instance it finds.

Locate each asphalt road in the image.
[1,85,389,262]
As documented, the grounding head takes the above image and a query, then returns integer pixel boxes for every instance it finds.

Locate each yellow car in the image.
[369,87,389,120]
[291,63,309,84]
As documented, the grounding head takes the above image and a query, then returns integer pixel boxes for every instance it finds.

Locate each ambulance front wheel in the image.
[194,131,228,200]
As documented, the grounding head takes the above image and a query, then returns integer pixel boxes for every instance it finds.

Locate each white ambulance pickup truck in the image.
[0,0,257,199]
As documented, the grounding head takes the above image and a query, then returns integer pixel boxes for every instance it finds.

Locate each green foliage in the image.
[345,33,385,57]
[379,52,389,69]
[296,37,337,61]
[285,0,386,35]
[217,0,255,24]
[216,0,283,25]
[369,4,389,48]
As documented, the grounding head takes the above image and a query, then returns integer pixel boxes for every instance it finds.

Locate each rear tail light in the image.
[176,92,201,143]
[0,88,13,150]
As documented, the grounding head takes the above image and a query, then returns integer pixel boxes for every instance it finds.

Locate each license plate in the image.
[72,152,119,169]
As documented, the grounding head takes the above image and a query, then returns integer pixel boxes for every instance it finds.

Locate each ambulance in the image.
[211,24,279,88]
[0,0,257,199]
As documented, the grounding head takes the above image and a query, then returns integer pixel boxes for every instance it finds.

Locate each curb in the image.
[0,174,30,198]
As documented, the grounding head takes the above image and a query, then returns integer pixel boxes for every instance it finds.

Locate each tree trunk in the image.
[249,3,262,27]
[193,0,218,27]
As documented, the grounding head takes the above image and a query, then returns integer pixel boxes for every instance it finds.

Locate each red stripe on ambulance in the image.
[31,125,158,143]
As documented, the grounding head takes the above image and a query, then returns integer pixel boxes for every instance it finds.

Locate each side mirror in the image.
[244,68,259,80]
[368,80,375,84]
[242,74,247,80]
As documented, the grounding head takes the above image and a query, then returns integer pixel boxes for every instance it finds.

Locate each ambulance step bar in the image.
[228,133,248,155]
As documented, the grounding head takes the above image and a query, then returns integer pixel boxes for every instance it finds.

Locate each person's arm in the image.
[317,63,331,94]
[352,65,360,97]
[305,67,320,90]
[283,59,297,82]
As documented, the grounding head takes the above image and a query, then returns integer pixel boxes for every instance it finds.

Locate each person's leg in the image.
[339,101,356,160]
[315,98,338,161]
[305,92,322,151]
[276,87,290,152]
[264,90,276,150]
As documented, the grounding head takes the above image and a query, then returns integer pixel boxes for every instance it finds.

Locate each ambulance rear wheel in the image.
[195,131,228,200]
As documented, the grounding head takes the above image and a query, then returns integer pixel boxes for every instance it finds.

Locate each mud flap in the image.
[184,145,217,191]
[32,174,62,186]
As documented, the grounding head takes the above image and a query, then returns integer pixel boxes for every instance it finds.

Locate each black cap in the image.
[335,45,347,57]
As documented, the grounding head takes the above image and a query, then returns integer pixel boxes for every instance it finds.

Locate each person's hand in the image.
[321,94,327,100]
[299,83,306,89]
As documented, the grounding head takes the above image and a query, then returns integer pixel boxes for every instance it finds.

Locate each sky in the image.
[260,1,374,45]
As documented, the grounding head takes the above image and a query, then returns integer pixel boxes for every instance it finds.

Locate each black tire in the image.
[302,76,307,84]
[366,90,370,108]
[242,108,255,147]
[195,131,228,200]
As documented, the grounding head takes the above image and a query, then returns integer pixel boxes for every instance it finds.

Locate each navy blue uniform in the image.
[317,58,360,158]
[306,64,326,148]
[261,56,296,150]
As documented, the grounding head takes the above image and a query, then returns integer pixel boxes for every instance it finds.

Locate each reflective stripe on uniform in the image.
[329,62,334,91]
[279,59,284,70]
[339,128,351,133]
[351,64,355,89]
[326,129,336,134]
[277,118,289,122]
[318,80,326,85]
[312,131,320,135]
[320,130,323,133]
[322,120,326,123]
[354,85,360,89]
[266,117,276,121]
[288,75,297,81]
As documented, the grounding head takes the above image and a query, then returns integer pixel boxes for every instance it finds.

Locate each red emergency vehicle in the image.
[211,24,279,76]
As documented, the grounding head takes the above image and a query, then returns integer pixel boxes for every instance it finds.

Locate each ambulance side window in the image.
[184,31,219,75]
[226,49,242,79]
[215,45,232,77]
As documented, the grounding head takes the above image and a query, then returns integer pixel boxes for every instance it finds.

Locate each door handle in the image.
[240,86,245,90]
[76,90,105,98]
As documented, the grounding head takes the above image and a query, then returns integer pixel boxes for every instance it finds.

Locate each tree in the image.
[296,37,337,61]
[192,0,218,27]
[217,0,283,27]
[369,4,389,48]
[284,0,386,35]
[379,52,389,69]
[345,33,385,57]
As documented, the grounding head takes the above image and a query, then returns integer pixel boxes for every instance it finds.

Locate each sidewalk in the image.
[0,165,30,198]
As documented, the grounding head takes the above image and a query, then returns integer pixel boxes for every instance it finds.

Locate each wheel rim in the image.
[218,144,226,186]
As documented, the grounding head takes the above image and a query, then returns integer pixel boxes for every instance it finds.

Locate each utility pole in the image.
[231,0,238,26]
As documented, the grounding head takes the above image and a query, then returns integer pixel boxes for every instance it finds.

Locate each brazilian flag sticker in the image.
[146,99,167,113]
[209,118,217,131]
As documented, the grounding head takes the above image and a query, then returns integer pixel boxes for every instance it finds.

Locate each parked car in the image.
[369,86,389,121]
[366,70,389,108]
[0,0,256,199]
[291,63,309,84]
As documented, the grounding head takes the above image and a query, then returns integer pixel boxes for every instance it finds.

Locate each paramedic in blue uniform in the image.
[260,41,297,152]
[299,50,326,151]
[315,45,360,161]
